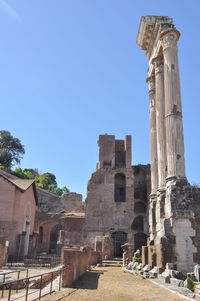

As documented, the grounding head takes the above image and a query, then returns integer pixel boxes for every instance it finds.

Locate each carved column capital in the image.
[160,28,180,52]
[146,76,155,95]
[152,57,164,75]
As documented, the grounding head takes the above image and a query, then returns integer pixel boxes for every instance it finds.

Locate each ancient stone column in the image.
[153,57,167,189]
[160,27,185,180]
[146,76,158,194]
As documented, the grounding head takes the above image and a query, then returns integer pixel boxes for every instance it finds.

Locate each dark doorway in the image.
[134,232,147,252]
[111,231,127,257]
[49,224,62,254]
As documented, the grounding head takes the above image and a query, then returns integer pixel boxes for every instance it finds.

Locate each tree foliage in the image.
[0,131,25,169]
[12,167,69,196]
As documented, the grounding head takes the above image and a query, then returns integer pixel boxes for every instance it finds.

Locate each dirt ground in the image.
[40,261,188,301]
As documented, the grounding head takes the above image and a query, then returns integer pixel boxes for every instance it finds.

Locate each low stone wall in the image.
[61,247,101,287]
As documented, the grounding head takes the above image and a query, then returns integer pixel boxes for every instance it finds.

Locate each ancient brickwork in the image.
[35,187,85,255]
[85,134,150,257]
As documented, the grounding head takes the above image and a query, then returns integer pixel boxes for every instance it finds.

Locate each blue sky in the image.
[0,0,200,199]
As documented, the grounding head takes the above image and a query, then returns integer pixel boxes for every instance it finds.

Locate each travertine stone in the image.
[146,76,158,194]
[160,28,185,180]
[153,57,166,188]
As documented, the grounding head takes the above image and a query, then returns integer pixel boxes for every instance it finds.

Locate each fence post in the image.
[16,271,20,293]
[50,272,53,294]
[25,278,29,301]
[8,284,11,301]
[39,274,43,300]
[1,274,5,298]
[59,269,62,291]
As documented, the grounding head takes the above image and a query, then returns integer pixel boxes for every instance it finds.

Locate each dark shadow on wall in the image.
[71,270,106,290]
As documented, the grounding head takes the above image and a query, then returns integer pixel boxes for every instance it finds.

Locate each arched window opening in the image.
[134,233,148,252]
[114,173,126,202]
[131,215,144,231]
[49,224,62,254]
[134,202,146,214]
[39,226,43,243]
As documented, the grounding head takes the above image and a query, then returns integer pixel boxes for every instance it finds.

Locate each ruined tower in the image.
[85,134,150,257]
[137,16,200,272]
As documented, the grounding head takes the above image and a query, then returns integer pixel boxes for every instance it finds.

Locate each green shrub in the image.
[133,256,142,263]
[185,277,195,291]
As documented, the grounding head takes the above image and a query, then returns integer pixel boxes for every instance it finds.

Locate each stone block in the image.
[158,274,170,283]
[149,266,163,278]
[170,277,184,287]
[195,284,200,295]
[194,264,200,282]
[136,263,145,271]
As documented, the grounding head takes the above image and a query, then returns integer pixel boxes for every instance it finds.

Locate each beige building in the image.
[85,134,150,257]
[0,170,38,260]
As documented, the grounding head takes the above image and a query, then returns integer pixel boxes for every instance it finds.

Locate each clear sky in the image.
[0,0,200,199]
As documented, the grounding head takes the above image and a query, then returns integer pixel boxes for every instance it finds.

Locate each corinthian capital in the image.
[160,28,180,52]
[146,76,155,95]
[152,57,164,75]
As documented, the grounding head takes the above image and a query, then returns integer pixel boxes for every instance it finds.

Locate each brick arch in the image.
[36,219,61,254]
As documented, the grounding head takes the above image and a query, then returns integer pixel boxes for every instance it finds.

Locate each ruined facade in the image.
[35,188,85,255]
[85,134,150,257]
[137,16,200,273]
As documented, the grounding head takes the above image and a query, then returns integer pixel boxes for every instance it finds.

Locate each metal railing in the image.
[0,269,29,297]
[0,266,67,301]
[6,255,61,268]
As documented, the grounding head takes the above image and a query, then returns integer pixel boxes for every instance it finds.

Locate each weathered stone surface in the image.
[194,264,200,282]
[170,277,184,287]
[149,266,163,278]
[136,16,200,273]
[166,263,177,270]
[85,134,150,254]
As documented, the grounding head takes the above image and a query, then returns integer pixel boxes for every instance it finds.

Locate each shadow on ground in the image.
[71,270,106,290]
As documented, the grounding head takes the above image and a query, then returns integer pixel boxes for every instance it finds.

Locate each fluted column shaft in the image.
[147,76,158,194]
[160,29,185,179]
[153,57,167,189]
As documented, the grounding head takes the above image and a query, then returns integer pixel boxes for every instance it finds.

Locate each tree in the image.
[0,131,25,170]
[62,186,70,194]
[35,172,57,190]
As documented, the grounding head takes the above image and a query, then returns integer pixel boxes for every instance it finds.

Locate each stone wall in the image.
[61,246,101,287]
[85,135,150,255]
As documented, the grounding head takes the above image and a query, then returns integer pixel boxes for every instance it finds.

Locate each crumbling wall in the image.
[61,246,101,287]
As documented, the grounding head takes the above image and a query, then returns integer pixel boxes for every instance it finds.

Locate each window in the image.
[39,226,43,243]
[114,173,126,202]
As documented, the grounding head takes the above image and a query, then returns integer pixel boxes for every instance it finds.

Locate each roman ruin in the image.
[137,16,200,273]
[85,134,150,257]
